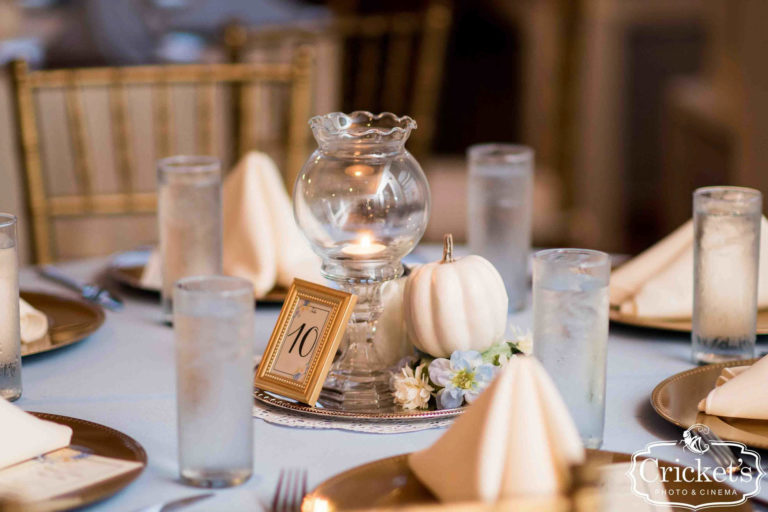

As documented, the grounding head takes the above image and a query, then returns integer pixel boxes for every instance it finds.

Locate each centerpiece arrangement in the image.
[293,111,431,411]
[293,111,524,413]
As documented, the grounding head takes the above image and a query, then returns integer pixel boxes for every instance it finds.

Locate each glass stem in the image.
[335,281,384,374]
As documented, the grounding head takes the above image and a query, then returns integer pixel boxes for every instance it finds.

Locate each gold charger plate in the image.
[26,412,147,511]
[651,358,768,449]
[107,249,287,303]
[253,388,464,421]
[20,291,105,357]
[610,308,768,334]
[309,450,751,511]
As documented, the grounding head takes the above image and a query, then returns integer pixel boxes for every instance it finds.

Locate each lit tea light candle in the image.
[341,235,386,257]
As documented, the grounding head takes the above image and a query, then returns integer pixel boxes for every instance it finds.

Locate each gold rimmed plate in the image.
[24,412,147,511]
[651,359,768,449]
[107,248,287,303]
[610,308,768,334]
[309,450,751,511]
[21,290,105,357]
[253,388,464,421]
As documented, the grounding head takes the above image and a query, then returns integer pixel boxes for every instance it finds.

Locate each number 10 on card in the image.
[254,279,356,406]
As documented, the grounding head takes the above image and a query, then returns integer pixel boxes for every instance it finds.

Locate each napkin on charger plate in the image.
[409,356,585,503]
[19,298,48,344]
[610,217,768,318]
[141,151,322,298]
[697,354,768,420]
[0,398,72,471]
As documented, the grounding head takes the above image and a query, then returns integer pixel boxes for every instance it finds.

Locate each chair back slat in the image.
[196,80,216,155]
[109,70,135,208]
[9,55,313,263]
[381,20,414,115]
[154,76,173,159]
[63,76,94,203]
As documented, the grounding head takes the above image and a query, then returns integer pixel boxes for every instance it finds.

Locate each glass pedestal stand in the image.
[319,264,400,412]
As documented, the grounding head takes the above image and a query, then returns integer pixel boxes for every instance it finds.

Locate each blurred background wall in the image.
[0,0,765,263]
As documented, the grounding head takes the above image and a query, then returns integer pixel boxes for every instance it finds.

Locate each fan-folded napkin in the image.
[0,398,72,470]
[19,298,48,343]
[141,152,322,297]
[697,355,768,420]
[611,217,768,318]
[409,356,584,503]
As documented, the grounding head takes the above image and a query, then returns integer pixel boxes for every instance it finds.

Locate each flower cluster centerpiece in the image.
[391,327,533,410]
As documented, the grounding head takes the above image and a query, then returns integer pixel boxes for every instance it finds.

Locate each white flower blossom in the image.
[392,363,434,410]
[509,326,533,355]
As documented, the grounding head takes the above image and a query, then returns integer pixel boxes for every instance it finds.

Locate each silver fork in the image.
[271,469,308,512]
[700,428,741,474]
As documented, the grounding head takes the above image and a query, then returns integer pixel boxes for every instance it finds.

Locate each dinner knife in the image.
[37,265,124,311]
[130,493,214,512]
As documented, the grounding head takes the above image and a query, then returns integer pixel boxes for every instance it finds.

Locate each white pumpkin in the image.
[403,234,508,358]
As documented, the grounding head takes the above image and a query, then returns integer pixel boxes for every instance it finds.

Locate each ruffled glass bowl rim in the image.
[309,111,417,139]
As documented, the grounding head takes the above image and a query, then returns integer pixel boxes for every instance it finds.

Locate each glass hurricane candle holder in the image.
[294,112,431,411]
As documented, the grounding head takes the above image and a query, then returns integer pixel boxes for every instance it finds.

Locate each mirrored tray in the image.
[253,388,465,421]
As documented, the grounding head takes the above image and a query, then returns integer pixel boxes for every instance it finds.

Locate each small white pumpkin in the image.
[403,234,508,358]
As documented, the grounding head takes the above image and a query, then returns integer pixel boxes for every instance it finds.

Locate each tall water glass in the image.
[467,144,533,311]
[0,214,20,401]
[174,276,254,487]
[533,249,610,449]
[158,156,222,321]
[693,186,761,364]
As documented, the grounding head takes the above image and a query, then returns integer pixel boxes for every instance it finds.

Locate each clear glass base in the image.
[319,273,399,412]
[180,469,251,488]
[0,388,21,402]
[693,350,755,365]
[583,437,603,450]
[319,366,394,412]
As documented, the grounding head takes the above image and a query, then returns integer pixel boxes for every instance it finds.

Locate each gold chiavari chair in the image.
[224,1,452,159]
[8,49,313,264]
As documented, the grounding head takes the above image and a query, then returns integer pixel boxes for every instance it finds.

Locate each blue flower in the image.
[428,350,498,409]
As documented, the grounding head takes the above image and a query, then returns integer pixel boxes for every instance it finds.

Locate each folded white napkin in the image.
[409,356,584,503]
[697,355,768,420]
[222,151,322,297]
[19,299,48,344]
[0,399,72,471]
[141,152,322,298]
[611,217,768,318]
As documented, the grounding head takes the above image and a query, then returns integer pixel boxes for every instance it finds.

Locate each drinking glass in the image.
[158,156,222,322]
[467,144,533,311]
[0,214,20,401]
[533,249,610,449]
[174,276,254,487]
[693,186,762,364]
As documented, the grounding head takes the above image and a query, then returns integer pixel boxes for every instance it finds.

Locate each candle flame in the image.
[360,234,372,248]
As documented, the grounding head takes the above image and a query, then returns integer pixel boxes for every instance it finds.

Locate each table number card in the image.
[254,279,356,406]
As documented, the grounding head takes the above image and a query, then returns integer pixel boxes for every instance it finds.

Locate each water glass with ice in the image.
[533,248,610,449]
[693,186,762,364]
[467,144,533,311]
[0,214,21,401]
[174,276,255,487]
[158,156,222,322]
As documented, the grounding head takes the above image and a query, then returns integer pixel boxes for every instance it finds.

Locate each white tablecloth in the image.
[15,246,768,511]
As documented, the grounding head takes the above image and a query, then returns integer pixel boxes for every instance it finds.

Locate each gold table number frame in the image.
[254,279,356,406]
